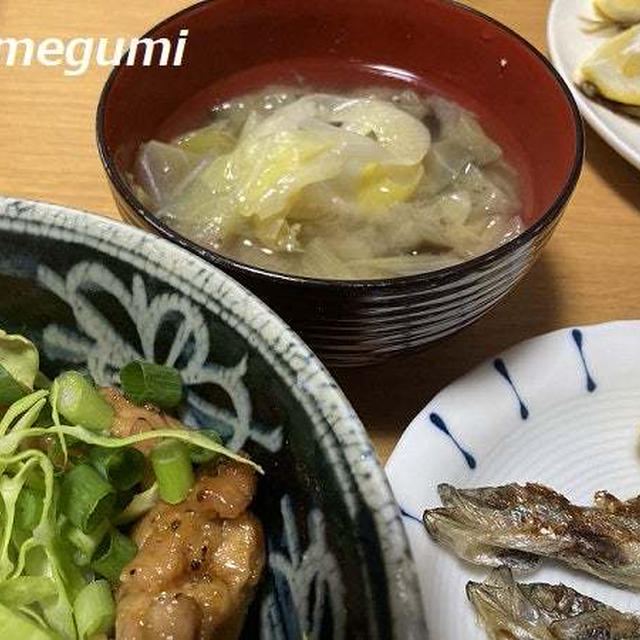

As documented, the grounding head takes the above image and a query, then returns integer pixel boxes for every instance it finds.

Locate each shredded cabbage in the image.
[0,331,40,404]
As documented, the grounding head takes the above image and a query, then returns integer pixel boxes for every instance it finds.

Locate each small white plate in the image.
[547,0,640,170]
[386,321,640,639]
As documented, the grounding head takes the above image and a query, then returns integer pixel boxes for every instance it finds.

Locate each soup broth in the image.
[132,85,523,280]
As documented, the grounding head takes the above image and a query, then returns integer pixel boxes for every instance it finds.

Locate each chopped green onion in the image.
[120,360,183,408]
[0,601,62,640]
[150,440,194,504]
[0,363,28,406]
[92,530,137,581]
[115,483,159,525]
[0,576,56,606]
[66,519,110,567]
[115,487,136,512]
[54,371,114,432]
[60,464,116,533]
[73,580,115,639]
[43,522,90,601]
[188,429,222,464]
[88,446,145,491]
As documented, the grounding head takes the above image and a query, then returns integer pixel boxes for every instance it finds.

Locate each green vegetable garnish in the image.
[188,428,223,464]
[0,330,39,405]
[92,529,137,581]
[0,390,48,437]
[0,601,63,640]
[0,329,261,640]
[0,365,28,406]
[0,424,260,472]
[115,483,159,525]
[0,454,41,579]
[60,465,116,533]
[65,519,110,567]
[34,371,52,391]
[89,446,146,492]
[73,580,115,639]
[54,371,114,433]
[0,576,57,606]
[14,486,44,539]
[150,440,195,504]
[120,360,183,408]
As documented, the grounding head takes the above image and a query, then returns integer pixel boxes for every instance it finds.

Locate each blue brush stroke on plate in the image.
[493,358,529,419]
[572,329,597,392]
[429,412,476,469]
[400,508,422,525]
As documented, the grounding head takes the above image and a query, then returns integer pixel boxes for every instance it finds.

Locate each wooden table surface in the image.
[2,0,639,464]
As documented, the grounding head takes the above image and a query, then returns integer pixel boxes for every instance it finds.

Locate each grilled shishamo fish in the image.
[467,567,640,640]
[424,483,640,588]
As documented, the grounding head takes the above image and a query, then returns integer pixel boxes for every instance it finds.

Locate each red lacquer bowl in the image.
[97,0,583,367]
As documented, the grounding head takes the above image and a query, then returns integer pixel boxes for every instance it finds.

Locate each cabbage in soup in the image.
[132,86,523,280]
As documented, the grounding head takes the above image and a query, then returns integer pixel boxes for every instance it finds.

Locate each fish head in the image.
[466,568,553,640]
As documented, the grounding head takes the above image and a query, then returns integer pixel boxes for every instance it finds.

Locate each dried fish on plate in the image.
[576,24,640,118]
[467,567,640,640]
[423,482,640,588]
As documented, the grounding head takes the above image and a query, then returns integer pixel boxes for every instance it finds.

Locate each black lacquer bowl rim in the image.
[96,0,584,291]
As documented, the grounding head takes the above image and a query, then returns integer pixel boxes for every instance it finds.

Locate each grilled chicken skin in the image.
[117,459,265,640]
[100,387,265,640]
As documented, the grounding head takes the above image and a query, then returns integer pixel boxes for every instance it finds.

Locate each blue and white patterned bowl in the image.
[0,197,426,640]
[387,321,640,639]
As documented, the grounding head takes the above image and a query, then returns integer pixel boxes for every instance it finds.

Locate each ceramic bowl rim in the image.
[0,195,428,637]
[96,0,584,290]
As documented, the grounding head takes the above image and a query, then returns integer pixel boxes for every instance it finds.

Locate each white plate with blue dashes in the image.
[386,321,640,639]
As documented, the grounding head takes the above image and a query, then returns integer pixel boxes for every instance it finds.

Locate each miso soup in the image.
[132,86,523,280]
